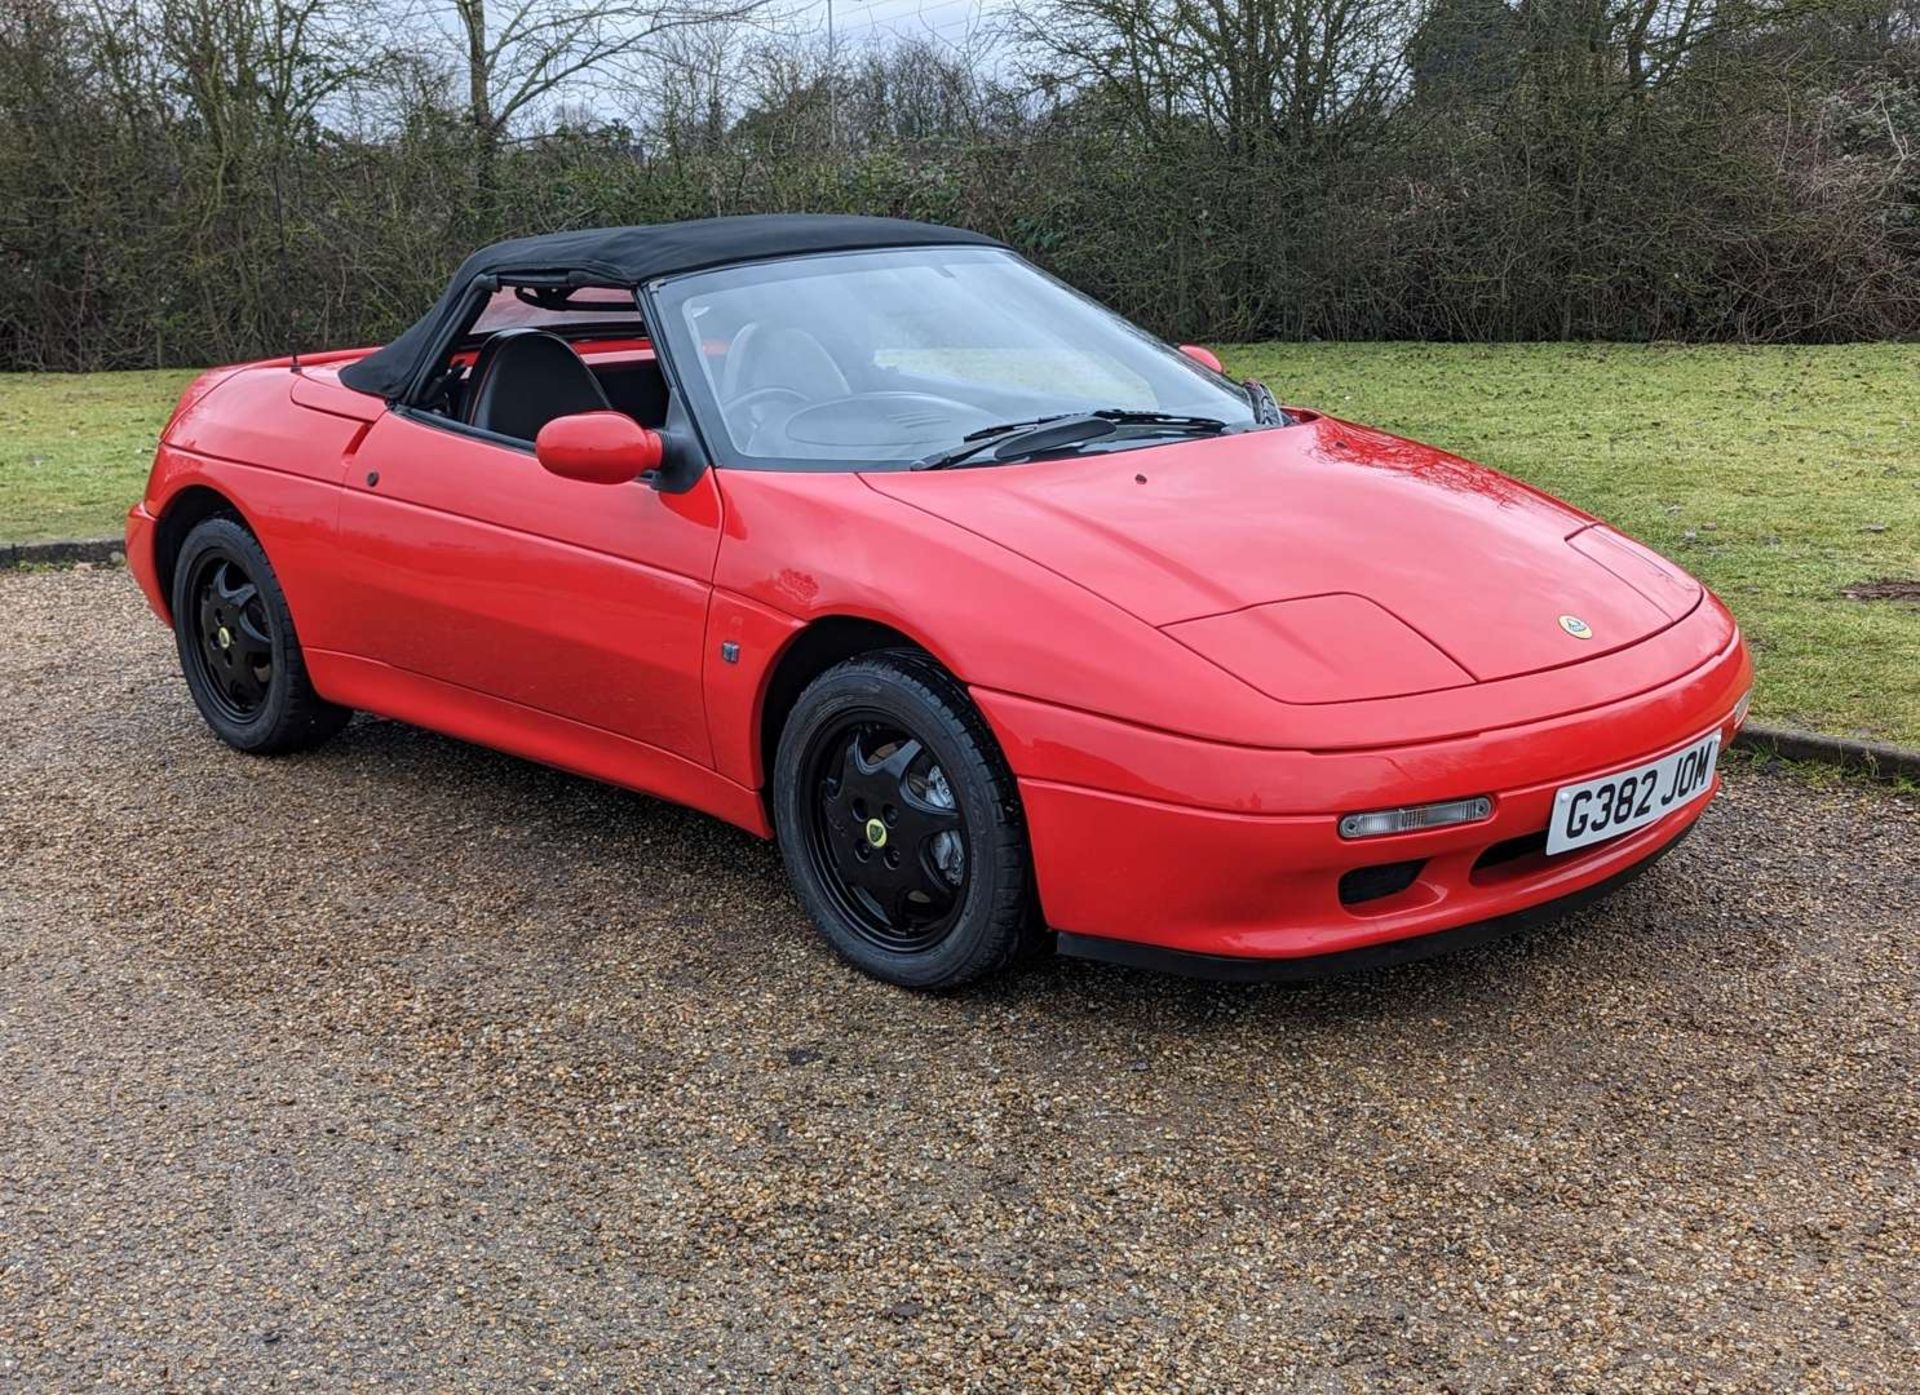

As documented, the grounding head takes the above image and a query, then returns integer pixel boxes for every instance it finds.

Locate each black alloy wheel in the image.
[773,651,1039,989]
[187,550,275,722]
[170,515,350,753]
[802,713,969,953]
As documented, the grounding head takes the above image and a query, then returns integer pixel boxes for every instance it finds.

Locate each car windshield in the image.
[650,246,1258,470]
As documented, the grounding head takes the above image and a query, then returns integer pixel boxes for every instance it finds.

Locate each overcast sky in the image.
[806,0,1001,49]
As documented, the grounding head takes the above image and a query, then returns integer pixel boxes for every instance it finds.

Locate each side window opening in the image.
[413,280,671,440]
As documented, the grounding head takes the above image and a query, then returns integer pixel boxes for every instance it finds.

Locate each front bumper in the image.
[125,503,167,622]
[1056,822,1693,981]
[975,611,1750,971]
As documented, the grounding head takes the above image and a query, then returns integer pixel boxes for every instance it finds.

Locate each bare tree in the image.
[435,0,772,140]
[1016,0,1411,152]
[644,15,741,153]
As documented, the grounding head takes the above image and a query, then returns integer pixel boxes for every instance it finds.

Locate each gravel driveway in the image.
[1,568,1915,1392]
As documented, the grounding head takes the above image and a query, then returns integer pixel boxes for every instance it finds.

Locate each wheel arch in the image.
[756,616,937,814]
[756,612,1047,981]
[152,484,251,619]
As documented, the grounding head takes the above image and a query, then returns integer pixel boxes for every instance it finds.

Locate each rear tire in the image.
[170,515,350,754]
[773,651,1039,989]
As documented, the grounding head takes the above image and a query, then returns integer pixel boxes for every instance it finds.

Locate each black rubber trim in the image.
[1054,823,1694,983]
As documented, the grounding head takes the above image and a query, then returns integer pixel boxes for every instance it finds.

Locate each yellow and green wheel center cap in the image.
[864,817,888,848]
[217,625,232,650]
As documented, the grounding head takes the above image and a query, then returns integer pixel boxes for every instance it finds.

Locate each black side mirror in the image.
[645,391,710,494]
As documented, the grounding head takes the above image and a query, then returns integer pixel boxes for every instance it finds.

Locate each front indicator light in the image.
[1732,686,1754,730]
[1339,796,1493,840]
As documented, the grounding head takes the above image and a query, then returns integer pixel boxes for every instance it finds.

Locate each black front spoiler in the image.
[1054,825,1693,983]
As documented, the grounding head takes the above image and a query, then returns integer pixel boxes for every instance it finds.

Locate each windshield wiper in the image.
[913,409,1230,471]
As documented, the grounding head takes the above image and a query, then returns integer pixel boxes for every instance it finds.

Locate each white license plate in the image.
[1546,734,1720,855]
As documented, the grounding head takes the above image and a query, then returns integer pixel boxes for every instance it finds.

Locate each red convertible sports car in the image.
[128,215,1753,988]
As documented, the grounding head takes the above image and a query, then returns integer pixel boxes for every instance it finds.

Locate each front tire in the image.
[170,515,350,753]
[772,651,1038,989]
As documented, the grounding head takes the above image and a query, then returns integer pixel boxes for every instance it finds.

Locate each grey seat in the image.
[719,323,850,404]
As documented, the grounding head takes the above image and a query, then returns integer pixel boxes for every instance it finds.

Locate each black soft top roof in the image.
[339,214,1006,400]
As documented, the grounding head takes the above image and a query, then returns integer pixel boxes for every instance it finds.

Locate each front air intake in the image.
[1338,860,1426,906]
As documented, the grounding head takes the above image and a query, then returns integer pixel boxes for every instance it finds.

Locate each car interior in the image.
[676,304,1080,464]
[419,304,1199,474]
[403,248,1263,471]
[423,334,673,437]
[414,278,1198,468]
[414,282,673,444]
[421,310,1016,464]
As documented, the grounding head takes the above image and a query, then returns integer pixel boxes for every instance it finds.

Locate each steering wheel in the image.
[725,385,810,434]
[750,390,998,459]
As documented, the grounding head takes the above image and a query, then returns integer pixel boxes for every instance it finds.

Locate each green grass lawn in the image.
[1,346,1914,743]
[0,368,197,544]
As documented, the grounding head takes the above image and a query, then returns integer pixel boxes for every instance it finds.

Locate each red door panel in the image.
[330,410,723,765]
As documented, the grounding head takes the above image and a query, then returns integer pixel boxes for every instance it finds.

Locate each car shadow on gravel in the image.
[978,897,1682,1033]
[102,674,1897,1099]
[296,709,1760,1036]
